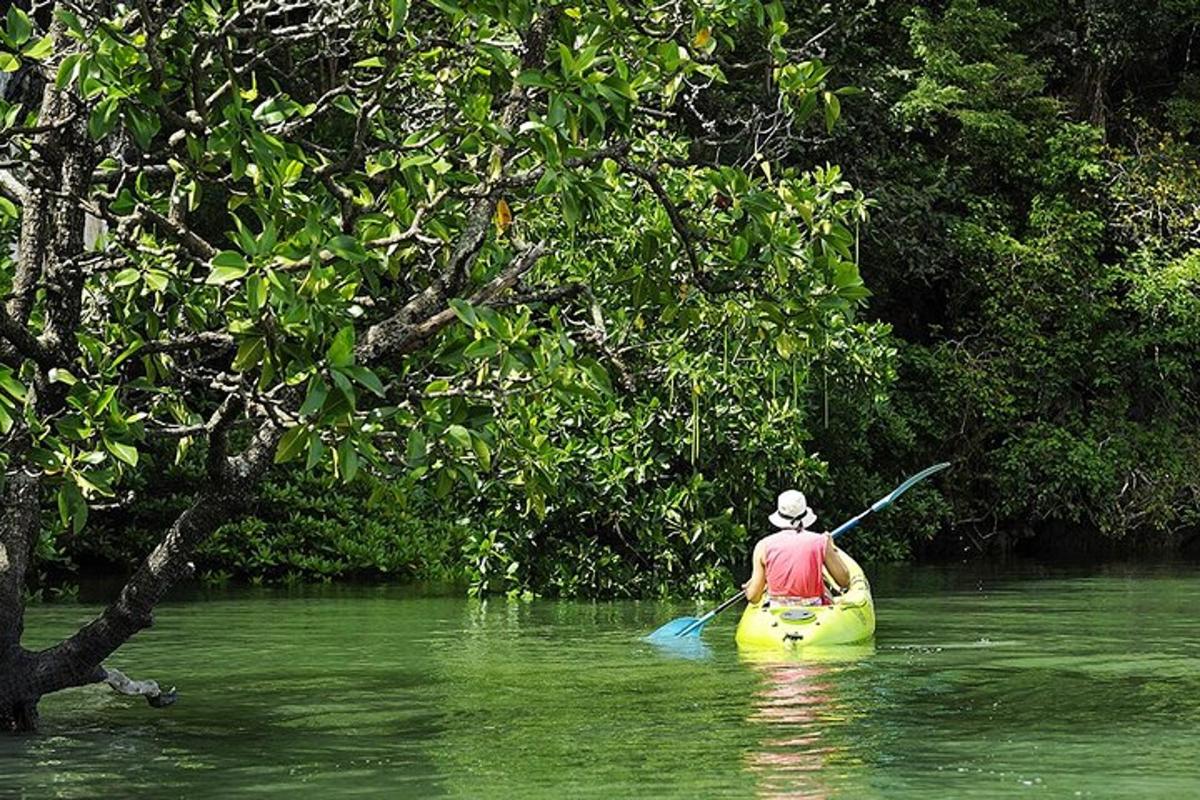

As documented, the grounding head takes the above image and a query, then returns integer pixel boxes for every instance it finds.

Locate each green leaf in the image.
[0,402,11,434]
[585,362,613,394]
[48,368,77,386]
[446,424,471,449]
[832,261,861,288]
[517,70,556,89]
[124,104,161,149]
[88,96,120,141]
[274,425,308,464]
[406,428,427,466]
[54,9,84,38]
[326,234,367,263]
[55,52,81,89]
[64,482,88,534]
[104,438,139,467]
[434,467,454,498]
[731,235,749,261]
[232,337,265,371]
[388,0,409,36]
[329,366,356,403]
[449,299,478,327]
[824,91,840,133]
[110,341,143,369]
[206,251,249,284]
[0,53,18,73]
[92,385,117,415]
[326,325,355,368]
[400,153,434,171]
[57,484,71,528]
[0,370,26,401]
[111,267,141,287]
[21,34,53,60]
[347,366,385,397]
[306,431,325,470]
[463,338,501,359]
[144,269,169,292]
[57,482,88,534]
[299,378,329,417]
[6,6,32,45]
[839,284,872,301]
[427,0,463,15]
[471,434,492,471]
[338,439,359,482]
[246,274,267,314]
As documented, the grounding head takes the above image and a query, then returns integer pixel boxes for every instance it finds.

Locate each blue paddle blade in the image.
[644,631,713,661]
[645,616,703,641]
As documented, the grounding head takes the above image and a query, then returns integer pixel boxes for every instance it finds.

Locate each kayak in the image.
[735,551,876,651]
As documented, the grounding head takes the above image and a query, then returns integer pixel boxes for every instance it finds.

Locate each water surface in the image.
[4,561,1200,798]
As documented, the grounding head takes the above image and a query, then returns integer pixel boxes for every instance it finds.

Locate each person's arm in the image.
[742,540,768,603]
[823,535,851,591]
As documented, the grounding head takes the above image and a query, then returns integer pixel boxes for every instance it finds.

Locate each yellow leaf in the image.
[694,28,712,47]
[494,198,513,232]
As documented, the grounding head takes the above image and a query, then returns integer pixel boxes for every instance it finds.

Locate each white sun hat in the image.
[768,489,817,530]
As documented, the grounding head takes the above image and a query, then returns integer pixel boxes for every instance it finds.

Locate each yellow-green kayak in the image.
[735,551,876,651]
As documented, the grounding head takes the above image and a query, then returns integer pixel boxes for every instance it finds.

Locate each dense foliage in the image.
[0,0,880,675]
[792,0,1200,555]
[6,0,1200,615]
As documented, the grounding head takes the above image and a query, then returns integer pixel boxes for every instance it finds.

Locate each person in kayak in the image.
[742,489,852,606]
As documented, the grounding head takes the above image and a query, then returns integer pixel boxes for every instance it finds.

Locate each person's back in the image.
[759,529,828,602]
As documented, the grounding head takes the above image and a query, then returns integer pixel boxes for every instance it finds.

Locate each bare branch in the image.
[358,242,548,363]
[0,171,27,204]
[618,157,707,287]
[205,392,247,483]
[138,332,236,356]
[102,667,177,708]
[134,204,219,262]
[0,305,59,370]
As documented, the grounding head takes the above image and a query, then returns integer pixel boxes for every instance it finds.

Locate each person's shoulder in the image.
[753,532,780,550]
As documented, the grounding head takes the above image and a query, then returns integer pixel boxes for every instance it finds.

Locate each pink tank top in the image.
[761,530,829,602]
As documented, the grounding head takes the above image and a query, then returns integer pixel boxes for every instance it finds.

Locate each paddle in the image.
[646,462,951,641]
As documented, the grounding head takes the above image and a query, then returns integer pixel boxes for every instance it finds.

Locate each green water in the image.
[4,561,1200,798]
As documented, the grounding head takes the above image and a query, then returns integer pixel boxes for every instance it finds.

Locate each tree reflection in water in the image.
[742,645,874,800]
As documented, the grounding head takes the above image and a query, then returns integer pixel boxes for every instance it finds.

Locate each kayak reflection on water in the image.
[742,646,874,800]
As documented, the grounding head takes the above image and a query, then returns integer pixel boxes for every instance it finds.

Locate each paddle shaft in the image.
[670,462,950,637]
[676,590,746,637]
[829,463,950,540]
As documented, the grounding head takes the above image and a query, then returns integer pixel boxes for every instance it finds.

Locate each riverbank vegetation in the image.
[1,0,885,728]
[52,0,1199,599]
[2,0,1199,727]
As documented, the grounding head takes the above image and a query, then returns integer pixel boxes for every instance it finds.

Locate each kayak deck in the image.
[735,550,876,651]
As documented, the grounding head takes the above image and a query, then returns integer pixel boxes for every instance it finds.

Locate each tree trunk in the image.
[22,426,283,716]
[1,471,40,651]
[0,648,41,734]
